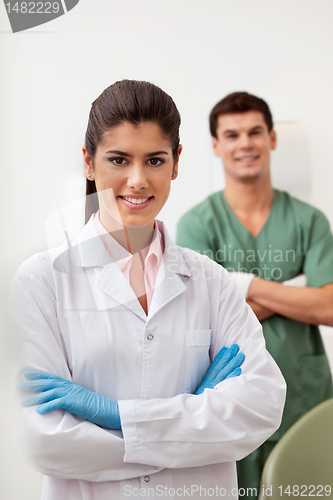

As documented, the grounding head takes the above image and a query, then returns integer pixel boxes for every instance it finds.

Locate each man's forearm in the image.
[246,299,275,322]
[248,280,333,326]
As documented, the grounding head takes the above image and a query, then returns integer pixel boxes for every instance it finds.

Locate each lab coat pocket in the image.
[183,330,212,394]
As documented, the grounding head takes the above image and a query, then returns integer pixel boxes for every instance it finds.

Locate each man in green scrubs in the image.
[176,92,333,499]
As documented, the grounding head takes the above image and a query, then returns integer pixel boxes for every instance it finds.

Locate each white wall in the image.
[1,0,333,498]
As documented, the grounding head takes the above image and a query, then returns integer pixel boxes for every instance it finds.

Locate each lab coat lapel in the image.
[93,265,147,321]
[147,222,191,321]
[77,217,147,321]
[76,217,191,321]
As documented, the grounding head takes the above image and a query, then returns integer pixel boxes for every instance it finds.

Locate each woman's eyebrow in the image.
[146,151,169,157]
[105,150,130,156]
[104,150,169,157]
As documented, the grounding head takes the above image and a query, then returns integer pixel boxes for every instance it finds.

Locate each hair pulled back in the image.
[85,80,181,222]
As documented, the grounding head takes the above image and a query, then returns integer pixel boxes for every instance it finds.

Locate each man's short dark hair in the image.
[209,92,273,138]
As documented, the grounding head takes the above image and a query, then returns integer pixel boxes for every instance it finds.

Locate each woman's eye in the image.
[109,157,128,165]
[147,158,164,166]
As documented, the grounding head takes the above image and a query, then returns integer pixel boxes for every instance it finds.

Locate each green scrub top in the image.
[177,189,333,440]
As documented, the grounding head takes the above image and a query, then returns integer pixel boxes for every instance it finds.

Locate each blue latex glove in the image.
[195,344,245,395]
[17,372,121,430]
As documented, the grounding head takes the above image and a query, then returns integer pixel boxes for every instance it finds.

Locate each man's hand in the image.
[195,344,245,395]
[233,272,308,322]
[282,274,307,288]
[228,271,255,298]
[18,372,121,430]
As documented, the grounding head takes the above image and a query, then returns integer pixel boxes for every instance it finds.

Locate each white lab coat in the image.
[10,216,286,500]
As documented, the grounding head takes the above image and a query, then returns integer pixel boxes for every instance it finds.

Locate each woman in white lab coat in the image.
[11,80,286,500]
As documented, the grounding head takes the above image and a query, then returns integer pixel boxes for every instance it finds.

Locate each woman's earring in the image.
[172,173,176,178]
[88,173,92,179]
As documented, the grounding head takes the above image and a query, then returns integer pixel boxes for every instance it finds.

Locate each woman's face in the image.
[83,121,182,229]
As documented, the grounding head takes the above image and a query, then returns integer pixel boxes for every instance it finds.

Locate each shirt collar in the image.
[93,211,164,271]
[75,213,191,278]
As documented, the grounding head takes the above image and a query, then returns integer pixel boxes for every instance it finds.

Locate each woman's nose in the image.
[127,165,149,190]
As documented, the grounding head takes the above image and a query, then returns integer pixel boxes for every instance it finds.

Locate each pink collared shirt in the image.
[94,211,164,312]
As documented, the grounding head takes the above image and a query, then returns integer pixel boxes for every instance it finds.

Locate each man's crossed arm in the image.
[247,280,333,326]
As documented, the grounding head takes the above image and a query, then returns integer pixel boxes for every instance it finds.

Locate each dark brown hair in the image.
[84,80,181,222]
[209,91,273,138]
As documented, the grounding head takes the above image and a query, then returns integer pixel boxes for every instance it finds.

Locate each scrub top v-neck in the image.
[177,189,333,440]
[217,191,279,277]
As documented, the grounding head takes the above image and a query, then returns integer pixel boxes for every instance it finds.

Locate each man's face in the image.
[212,111,276,181]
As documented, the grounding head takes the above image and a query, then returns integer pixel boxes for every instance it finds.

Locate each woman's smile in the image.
[119,194,154,210]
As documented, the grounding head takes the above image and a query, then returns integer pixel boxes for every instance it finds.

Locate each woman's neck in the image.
[99,210,155,255]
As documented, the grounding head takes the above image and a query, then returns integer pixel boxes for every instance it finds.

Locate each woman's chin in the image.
[121,216,156,229]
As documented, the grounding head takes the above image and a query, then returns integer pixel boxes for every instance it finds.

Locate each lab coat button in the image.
[147,334,154,341]
[144,476,150,482]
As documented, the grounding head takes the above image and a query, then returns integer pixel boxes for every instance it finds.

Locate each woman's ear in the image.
[82,146,94,180]
[172,144,182,180]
